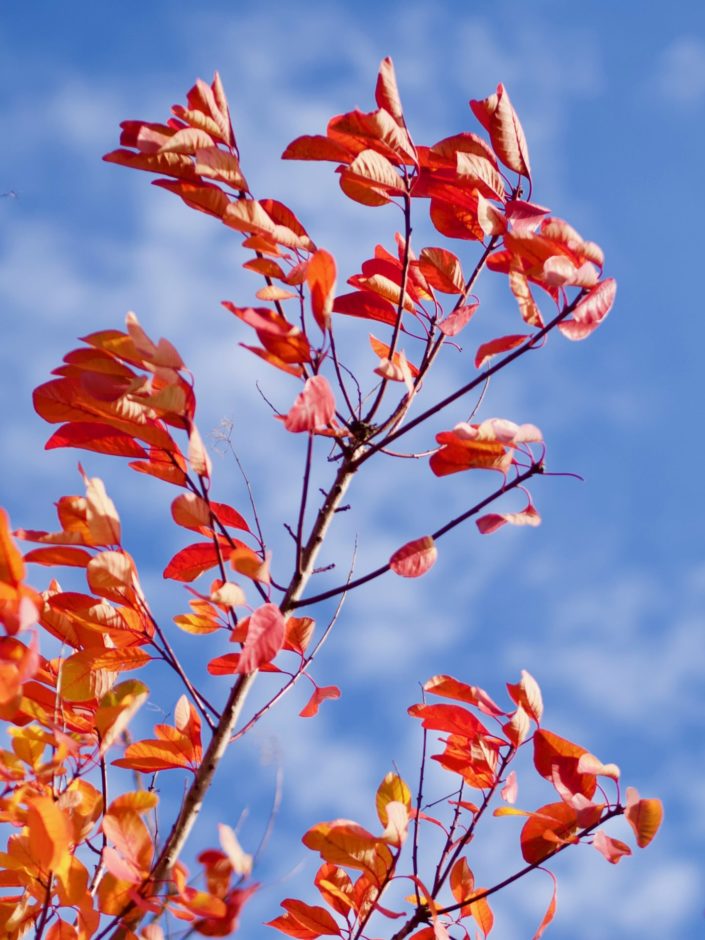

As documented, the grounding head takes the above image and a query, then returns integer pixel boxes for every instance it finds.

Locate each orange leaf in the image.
[450,857,474,912]
[299,685,341,718]
[625,788,663,848]
[419,247,465,294]
[0,509,24,588]
[112,739,193,773]
[284,616,315,654]
[27,796,72,872]
[307,249,337,332]
[375,772,412,828]
[303,821,393,883]
[520,802,578,864]
[531,870,558,939]
[470,83,531,178]
[389,536,437,578]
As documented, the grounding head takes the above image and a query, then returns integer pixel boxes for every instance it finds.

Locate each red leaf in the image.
[389,536,437,578]
[237,603,285,674]
[45,423,148,458]
[163,542,222,582]
[299,685,341,718]
[333,290,398,325]
[474,334,529,369]
[283,376,336,433]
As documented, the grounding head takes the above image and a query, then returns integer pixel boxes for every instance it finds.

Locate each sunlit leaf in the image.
[624,787,663,848]
[299,685,341,718]
[237,603,285,674]
[389,535,437,578]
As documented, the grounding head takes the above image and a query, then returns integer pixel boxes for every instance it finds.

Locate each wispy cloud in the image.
[654,36,705,106]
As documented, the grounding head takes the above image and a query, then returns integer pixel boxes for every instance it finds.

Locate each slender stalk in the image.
[364,190,413,424]
[438,804,624,916]
[355,290,585,469]
[291,461,543,609]
[102,450,363,938]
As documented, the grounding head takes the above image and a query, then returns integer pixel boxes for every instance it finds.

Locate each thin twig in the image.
[291,462,543,609]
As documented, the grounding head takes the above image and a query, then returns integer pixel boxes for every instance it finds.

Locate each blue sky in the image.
[1,2,704,937]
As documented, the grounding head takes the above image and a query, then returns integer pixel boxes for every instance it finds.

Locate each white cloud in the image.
[654,36,705,106]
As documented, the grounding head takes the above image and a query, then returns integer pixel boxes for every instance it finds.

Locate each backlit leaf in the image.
[520,802,578,864]
[376,772,412,826]
[437,303,479,336]
[470,83,531,178]
[299,685,341,718]
[237,603,285,674]
[307,249,337,332]
[476,502,541,535]
[474,334,529,369]
[558,278,617,341]
[389,536,437,578]
[624,787,663,848]
[283,376,336,434]
[592,830,632,864]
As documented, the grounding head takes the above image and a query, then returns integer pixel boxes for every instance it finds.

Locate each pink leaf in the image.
[236,603,285,674]
[557,278,617,341]
[501,770,518,804]
[283,375,336,433]
[437,303,479,337]
[389,536,437,578]
[592,830,632,864]
[476,502,541,535]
